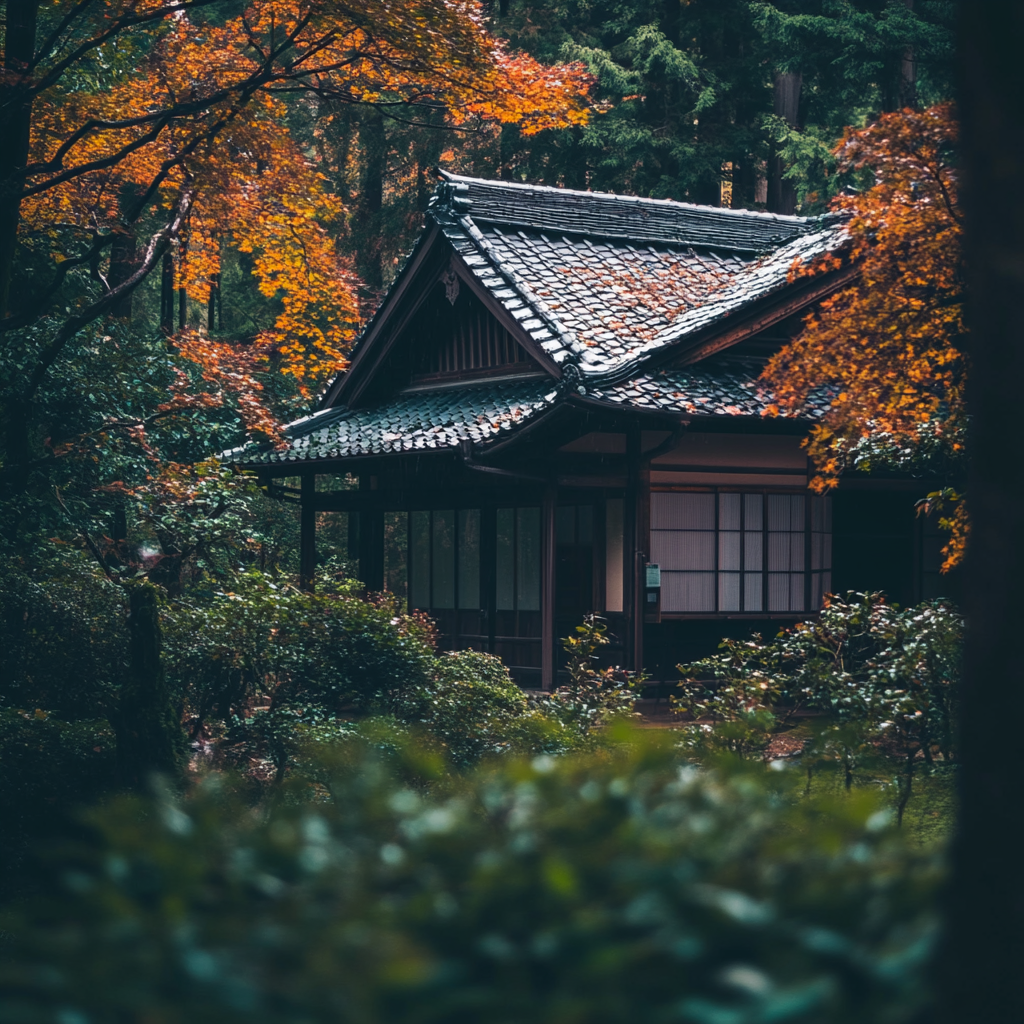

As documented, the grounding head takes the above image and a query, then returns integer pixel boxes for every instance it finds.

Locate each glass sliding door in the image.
[409,508,485,652]
[494,505,543,685]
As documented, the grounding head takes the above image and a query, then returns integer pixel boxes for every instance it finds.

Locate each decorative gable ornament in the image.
[441,264,460,305]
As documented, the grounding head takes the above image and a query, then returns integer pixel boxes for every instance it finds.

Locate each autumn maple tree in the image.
[0,0,592,496]
[762,102,966,564]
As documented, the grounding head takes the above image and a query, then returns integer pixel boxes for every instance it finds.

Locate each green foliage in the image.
[535,614,642,740]
[0,551,128,719]
[164,569,436,733]
[0,731,940,1024]
[380,650,558,768]
[0,708,117,902]
[675,593,962,821]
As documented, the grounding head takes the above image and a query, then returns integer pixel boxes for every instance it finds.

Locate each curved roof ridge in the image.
[436,168,820,253]
[437,169,814,226]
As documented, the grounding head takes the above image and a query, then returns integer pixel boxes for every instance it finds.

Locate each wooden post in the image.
[300,473,315,591]
[625,425,642,671]
[541,482,557,690]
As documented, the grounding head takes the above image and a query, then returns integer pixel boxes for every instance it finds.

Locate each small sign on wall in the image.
[644,563,661,623]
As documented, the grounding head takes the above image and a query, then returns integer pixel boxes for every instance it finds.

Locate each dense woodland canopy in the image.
[4,1,1014,1020]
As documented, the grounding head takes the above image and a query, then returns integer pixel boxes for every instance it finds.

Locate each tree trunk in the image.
[937,4,1024,1022]
[900,0,917,110]
[160,252,174,332]
[359,110,387,297]
[767,71,801,215]
[115,583,187,789]
[0,0,39,319]
[108,233,138,320]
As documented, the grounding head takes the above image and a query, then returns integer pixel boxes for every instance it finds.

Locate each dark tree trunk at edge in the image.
[937,5,1024,1021]
[115,584,187,789]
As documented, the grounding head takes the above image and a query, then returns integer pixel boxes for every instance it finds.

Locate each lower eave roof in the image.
[228,364,822,469]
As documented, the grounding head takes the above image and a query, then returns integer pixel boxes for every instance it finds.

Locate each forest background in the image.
[6,2,1019,1023]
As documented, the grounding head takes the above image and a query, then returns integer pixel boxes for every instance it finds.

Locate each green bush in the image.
[533,614,641,740]
[380,650,564,768]
[162,570,437,732]
[0,553,128,719]
[675,593,962,822]
[0,708,117,901]
[0,730,940,1024]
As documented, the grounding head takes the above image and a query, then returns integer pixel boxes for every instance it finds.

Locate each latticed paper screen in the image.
[651,492,831,614]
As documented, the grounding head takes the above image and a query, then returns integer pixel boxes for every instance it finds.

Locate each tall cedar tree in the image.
[330,0,955,288]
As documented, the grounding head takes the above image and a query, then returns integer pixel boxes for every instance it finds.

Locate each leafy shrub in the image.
[0,553,128,719]
[380,650,565,768]
[534,615,642,740]
[675,593,962,821]
[0,730,940,1024]
[163,570,437,734]
[0,708,116,901]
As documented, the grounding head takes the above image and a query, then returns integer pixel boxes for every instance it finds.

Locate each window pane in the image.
[744,531,762,571]
[556,505,575,544]
[719,492,741,531]
[578,505,593,544]
[744,493,763,531]
[496,508,514,610]
[517,507,541,611]
[719,531,741,571]
[605,499,624,613]
[410,511,430,609]
[651,530,715,571]
[457,509,480,609]
[790,534,805,572]
[662,571,715,612]
[823,533,832,570]
[768,572,790,611]
[719,572,740,612]
[744,573,763,612]
[790,573,805,612]
[768,531,790,572]
[651,492,715,529]
[811,531,823,571]
[767,494,791,532]
[790,495,805,531]
[811,572,822,610]
[432,510,455,609]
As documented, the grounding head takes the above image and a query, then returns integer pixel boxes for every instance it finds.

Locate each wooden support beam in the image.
[541,482,557,690]
[299,473,316,591]
[625,426,643,672]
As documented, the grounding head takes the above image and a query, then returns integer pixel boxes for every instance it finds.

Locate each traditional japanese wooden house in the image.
[229,172,953,688]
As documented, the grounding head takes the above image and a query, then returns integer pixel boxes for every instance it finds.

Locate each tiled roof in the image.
[230,378,558,466]
[229,366,827,467]
[593,362,832,420]
[436,172,819,252]
[431,173,847,380]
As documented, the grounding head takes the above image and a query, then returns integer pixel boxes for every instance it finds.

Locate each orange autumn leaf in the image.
[762,102,966,567]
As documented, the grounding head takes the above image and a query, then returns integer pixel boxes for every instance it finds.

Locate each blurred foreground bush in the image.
[0,730,939,1024]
